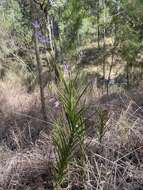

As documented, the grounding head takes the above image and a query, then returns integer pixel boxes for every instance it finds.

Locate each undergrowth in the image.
[0,67,143,190]
[52,66,88,189]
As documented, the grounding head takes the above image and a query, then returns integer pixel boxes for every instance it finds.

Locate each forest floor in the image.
[82,63,123,79]
[0,75,143,190]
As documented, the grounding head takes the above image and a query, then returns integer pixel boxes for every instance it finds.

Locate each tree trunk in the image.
[34,2,60,83]
[97,0,100,49]
[126,62,130,88]
[34,30,47,121]
[34,36,47,121]
[30,0,47,121]
[102,0,106,93]
[107,52,114,96]
[46,15,60,83]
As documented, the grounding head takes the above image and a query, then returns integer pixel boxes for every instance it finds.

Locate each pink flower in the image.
[32,20,40,29]
[54,101,60,108]
[49,97,60,109]
[64,64,69,73]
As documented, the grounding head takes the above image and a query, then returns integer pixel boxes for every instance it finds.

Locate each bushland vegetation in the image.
[0,0,143,189]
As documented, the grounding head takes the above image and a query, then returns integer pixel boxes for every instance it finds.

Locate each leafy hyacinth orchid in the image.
[35,31,42,38]
[39,35,49,44]
[32,20,40,29]
[64,64,69,74]
[49,97,60,109]
[35,31,49,44]
[33,20,49,44]
[54,101,60,108]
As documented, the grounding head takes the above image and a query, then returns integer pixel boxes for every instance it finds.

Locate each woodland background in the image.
[0,0,143,190]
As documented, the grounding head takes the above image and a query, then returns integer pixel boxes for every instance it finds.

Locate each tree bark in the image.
[97,1,100,49]
[30,0,47,121]
[34,31,47,121]
[102,0,106,93]
[107,52,114,96]
[46,15,60,83]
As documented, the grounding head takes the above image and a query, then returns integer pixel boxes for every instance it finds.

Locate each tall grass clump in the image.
[52,65,88,189]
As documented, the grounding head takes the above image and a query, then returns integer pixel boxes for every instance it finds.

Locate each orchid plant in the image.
[52,65,87,189]
[32,19,49,44]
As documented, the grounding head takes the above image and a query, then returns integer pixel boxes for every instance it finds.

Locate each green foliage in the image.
[0,0,32,46]
[60,0,86,50]
[1,0,143,188]
[52,68,87,188]
[119,24,141,63]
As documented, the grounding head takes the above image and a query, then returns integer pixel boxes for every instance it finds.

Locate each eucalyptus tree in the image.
[116,0,142,87]
[103,0,142,89]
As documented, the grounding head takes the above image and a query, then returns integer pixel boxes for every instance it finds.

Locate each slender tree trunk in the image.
[107,51,114,95]
[102,0,106,93]
[97,0,100,49]
[30,0,47,121]
[102,33,106,94]
[35,2,60,83]
[47,15,55,56]
[46,15,60,83]
[126,62,130,88]
[34,30,47,121]
[106,0,119,95]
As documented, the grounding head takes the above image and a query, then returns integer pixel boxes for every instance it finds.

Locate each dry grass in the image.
[83,94,143,190]
[0,80,53,150]
[0,135,54,190]
[0,80,39,114]
[0,79,143,189]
